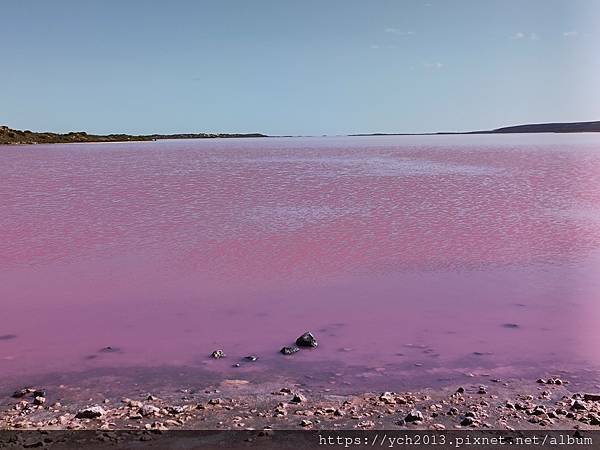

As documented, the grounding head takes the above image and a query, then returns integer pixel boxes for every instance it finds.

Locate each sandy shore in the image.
[2,373,600,432]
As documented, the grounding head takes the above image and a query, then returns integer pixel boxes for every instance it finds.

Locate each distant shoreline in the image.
[2,120,599,145]
[0,125,267,145]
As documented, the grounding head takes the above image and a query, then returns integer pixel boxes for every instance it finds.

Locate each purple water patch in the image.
[1,134,600,392]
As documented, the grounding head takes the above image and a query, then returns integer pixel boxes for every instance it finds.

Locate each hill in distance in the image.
[352,120,600,136]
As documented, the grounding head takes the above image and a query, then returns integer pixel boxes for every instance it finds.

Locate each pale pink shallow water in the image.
[1,134,600,391]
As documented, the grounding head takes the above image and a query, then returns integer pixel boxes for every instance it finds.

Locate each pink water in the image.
[1,134,600,390]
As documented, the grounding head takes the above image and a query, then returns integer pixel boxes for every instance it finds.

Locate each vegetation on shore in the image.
[0,125,267,145]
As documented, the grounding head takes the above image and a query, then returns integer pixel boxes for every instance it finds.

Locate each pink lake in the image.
[1,134,600,391]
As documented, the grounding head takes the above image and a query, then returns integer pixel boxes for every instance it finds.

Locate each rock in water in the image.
[295,332,318,348]
[0,334,17,340]
[99,346,121,353]
[280,346,300,355]
[210,350,226,359]
[75,406,106,419]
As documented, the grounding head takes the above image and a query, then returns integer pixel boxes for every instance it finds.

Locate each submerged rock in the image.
[75,406,106,419]
[211,350,226,359]
[502,323,520,329]
[280,346,300,355]
[295,332,318,348]
[0,334,17,340]
[245,355,258,361]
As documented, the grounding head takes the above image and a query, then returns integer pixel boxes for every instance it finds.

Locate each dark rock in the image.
[583,393,600,402]
[210,350,226,359]
[32,390,46,398]
[166,406,184,415]
[502,323,520,329]
[280,346,300,355]
[456,387,465,394]
[464,411,476,418]
[589,414,600,426]
[571,400,587,411]
[33,396,46,405]
[478,386,487,394]
[461,416,476,426]
[405,410,424,422]
[0,334,17,340]
[245,355,258,361]
[295,332,318,348]
[290,393,307,404]
[447,407,459,416]
[99,346,121,353]
[232,363,240,367]
[75,406,106,419]
[12,388,34,398]
[536,378,547,384]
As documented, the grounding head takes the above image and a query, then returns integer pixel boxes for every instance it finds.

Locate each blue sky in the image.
[1,0,599,135]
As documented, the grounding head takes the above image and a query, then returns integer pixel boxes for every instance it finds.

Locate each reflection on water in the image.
[1,134,600,390]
